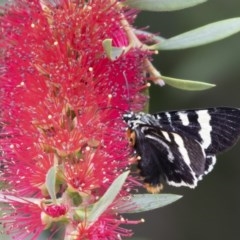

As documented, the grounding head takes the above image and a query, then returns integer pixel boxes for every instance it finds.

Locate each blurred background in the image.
[130,1,240,240]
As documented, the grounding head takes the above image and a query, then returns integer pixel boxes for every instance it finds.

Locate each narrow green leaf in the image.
[134,29,167,47]
[102,39,125,61]
[0,0,8,5]
[124,0,206,12]
[46,166,57,203]
[152,18,240,50]
[117,194,182,214]
[161,75,215,91]
[88,171,129,224]
[0,193,41,205]
[150,35,167,44]
[0,222,11,240]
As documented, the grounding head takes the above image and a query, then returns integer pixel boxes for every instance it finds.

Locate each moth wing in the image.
[135,125,207,188]
[153,107,240,174]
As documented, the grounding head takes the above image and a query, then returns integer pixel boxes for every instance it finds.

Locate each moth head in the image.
[126,128,136,146]
[122,112,137,128]
[122,112,147,129]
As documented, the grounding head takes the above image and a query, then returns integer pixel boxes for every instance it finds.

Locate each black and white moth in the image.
[123,107,240,193]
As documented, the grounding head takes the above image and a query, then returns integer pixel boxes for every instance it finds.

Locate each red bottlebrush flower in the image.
[76,215,143,240]
[0,0,151,239]
[0,196,46,239]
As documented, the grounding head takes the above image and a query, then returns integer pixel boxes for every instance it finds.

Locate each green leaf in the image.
[102,39,125,61]
[0,0,8,5]
[46,166,57,203]
[0,193,40,205]
[123,0,206,12]
[0,221,11,240]
[134,29,167,46]
[87,171,129,224]
[117,194,182,214]
[160,75,215,91]
[152,18,240,50]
